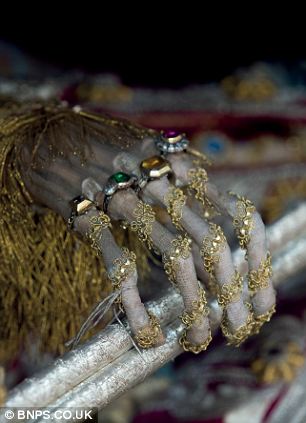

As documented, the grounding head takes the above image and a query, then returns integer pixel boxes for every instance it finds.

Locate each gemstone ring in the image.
[138,155,172,190]
[67,195,95,230]
[103,172,138,213]
[155,130,189,154]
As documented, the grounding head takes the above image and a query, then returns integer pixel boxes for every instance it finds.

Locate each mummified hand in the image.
[16,103,275,353]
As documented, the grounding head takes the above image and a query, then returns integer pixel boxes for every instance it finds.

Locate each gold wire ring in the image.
[162,235,192,285]
[252,304,276,335]
[248,253,272,293]
[135,312,162,349]
[164,186,187,231]
[200,222,226,294]
[230,193,275,332]
[86,210,112,254]
[129,201,156,250]
[187,167,216,219]
[180,287,209,329]
[217,271,244,308]
[108,248,137,308]
[200,223,226,275]
[230,192,256,253]
[179,329,212,354]
[220,303,254,347]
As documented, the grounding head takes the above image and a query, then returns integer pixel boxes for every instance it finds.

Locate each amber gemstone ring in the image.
[138,155,172,189]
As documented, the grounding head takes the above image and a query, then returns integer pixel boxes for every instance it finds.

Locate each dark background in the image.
[1,22,304,87]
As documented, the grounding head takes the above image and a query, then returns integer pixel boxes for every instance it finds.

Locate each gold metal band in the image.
[230,193,256,252]
[251,304,276,335]
[179,328,212,354]
[164,186,186,231]
[162,235,192,285]
[248,253,272,293]
[187,167,216,219]
[108,248,137,307]
[130,200,155,250]
[200,223,226,294]
[86,211,112,254]
[180,287,209,329]
[135,312,162,349]
[230,194,275,335]
[200,223,226,276]
[217,271,243,308]
[220,305,254,347]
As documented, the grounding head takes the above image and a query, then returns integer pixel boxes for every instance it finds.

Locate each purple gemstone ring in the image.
[155,130,189,154]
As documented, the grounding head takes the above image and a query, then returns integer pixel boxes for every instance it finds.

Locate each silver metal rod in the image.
[4,203,306,418]
[39,322,183,423]
[32,235,306,423]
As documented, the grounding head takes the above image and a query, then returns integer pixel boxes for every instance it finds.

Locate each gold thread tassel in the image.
[0,102,153,360]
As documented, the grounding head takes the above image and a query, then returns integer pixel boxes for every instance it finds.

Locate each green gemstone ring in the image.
[103,172,138,213]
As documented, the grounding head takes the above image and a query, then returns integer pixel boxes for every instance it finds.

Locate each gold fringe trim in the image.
[0,102,151,361]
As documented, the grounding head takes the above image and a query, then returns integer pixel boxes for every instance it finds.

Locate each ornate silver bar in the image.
[3,203,306,418]
[32,235,306,423]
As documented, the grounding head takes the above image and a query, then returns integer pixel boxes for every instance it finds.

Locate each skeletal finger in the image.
[83,181,165,348]
[207,188,276,332]
[168,153,276,333]
[142,176,252,345]
[112,151,253,345]
[108,188,212,353]
[23,164,164,349]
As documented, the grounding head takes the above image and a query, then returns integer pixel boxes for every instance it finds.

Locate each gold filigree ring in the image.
[129,201,156,250]
[135,312,162,349]
[162,235,192,285]
[217,271,243,308]
[200,222,226,294]
[230,192,256,252]
[108,248,137,291]
[220,304,254,347]
[251,304,276,335]
[187,167,216,219]
[180,287,209,329]
[164,186,187,231]
[108,248,137,308]
[179,329,212,354]
[86,211,112,255]
[248,253,272,293]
